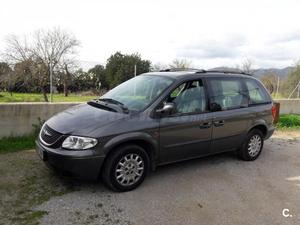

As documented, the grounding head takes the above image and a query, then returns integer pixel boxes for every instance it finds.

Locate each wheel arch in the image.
[247,122,268,138]
[102,132,159,171]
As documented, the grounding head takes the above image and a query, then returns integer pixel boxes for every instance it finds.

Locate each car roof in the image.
[143,69,254,80]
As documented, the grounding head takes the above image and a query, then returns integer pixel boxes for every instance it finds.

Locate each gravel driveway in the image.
[34,135,300,225]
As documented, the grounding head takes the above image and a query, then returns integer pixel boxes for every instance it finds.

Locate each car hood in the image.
[46,103,128,137]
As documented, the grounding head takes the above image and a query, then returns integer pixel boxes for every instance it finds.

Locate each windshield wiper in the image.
[98,98,129,113]
[87,100,117,112]
[99,98,124,106]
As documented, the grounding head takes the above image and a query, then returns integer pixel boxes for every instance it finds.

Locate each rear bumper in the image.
[265,126,276,140]
[35,140,105,180]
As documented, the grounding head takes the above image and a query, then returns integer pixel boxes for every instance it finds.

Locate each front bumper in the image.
[35,140,105,180]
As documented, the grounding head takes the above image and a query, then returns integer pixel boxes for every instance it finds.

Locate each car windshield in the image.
[100,75,174,111]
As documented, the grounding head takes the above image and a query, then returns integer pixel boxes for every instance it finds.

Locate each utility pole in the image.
[275,76,280,99]
[133,64,137,96]
[99,81,102,96]
[49,61,53,102]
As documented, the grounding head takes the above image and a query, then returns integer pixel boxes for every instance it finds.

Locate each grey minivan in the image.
[36,69,279,192]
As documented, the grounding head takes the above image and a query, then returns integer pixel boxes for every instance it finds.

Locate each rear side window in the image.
[208,78,247,110]
[245,79,270,105]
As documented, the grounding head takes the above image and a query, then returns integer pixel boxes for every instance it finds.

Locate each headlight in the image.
[62,136,98,150]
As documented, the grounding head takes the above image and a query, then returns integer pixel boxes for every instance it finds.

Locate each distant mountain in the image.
[210,66,294,79]
[77,62,294,79]
[252,67,293,78]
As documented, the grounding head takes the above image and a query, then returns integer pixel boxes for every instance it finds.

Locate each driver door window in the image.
[166,80,207,115]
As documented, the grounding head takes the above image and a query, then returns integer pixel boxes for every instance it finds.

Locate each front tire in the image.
[102,144,150,192]
[238,129,264,161]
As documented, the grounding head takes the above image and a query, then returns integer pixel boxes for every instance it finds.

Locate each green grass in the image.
[0,92,97,102]
[0,135,36,154]
[277,114,300,129]
[0,150,76,225]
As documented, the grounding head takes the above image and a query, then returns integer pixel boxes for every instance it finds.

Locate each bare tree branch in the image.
[169,59,191,70]
[3,27,80,101]
[240,58,253,74]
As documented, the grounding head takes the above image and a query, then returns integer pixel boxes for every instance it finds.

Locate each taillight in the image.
[272,102,280,124]
[271,105,276,120]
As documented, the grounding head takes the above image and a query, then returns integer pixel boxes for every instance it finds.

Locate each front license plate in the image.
[36,146,46,161]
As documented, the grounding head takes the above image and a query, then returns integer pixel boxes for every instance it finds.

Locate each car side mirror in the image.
[210,102,222,112]
[156,103,175,116]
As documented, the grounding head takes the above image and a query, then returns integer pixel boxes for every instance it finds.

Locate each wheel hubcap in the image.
[115,153,144,186]
[248,135,262,157]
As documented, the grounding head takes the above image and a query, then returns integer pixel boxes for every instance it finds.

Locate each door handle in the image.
[213,120,225,127]
[199,122,211,129]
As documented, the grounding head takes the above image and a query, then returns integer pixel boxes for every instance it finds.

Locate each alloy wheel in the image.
[115,153,144,186]
[248,134,262,157]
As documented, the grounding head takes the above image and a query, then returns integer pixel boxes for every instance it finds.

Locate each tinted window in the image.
[245,79,270,104]
[166,80,207,114]
[208,78,247,110]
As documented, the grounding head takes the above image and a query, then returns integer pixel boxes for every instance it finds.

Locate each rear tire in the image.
[238,129,264,161]
[102,144,150,192]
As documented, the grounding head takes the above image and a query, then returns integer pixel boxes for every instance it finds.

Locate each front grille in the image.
[40,124,62,146]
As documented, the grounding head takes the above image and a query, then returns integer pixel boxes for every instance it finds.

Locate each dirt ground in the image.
[272,130,300,139]
[1,130,300,225]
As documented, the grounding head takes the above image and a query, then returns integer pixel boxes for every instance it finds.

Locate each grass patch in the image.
[12,210,48,225]
[277,114,300,129]
[0,92,97,103]
[0,135,36,154]
[0,150,77,225]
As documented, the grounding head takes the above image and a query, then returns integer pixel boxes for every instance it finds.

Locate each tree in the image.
[0,62,11,76]
[151,63,168,71]
[88,64,108,90]
[72,69,95,92]
[169,59,191,70]
[240,58,253,74]
[0,62,12,92]
[12,59,38,92]
[106,52,151,88]
[56,59,78,97]
[4,28,80,101]
[260,74,278,94]
[0,60,46,94]
[283,63,300,98]
[32,29,80,100]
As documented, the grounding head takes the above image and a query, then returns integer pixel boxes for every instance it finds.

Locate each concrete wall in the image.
[275,99,300,114]
[0,100,300,138]
[0,103,80,138]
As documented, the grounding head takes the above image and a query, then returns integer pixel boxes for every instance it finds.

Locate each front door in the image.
[158,79,213,163]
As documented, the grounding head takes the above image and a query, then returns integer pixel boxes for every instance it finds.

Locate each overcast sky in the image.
[1,0,300,69]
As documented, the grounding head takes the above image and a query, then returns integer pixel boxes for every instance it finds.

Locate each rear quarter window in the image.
[245,78,271,105]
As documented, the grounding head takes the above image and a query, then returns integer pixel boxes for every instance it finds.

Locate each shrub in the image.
[278,114,300,128]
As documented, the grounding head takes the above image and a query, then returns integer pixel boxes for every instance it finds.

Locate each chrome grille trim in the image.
[39,124,62,146]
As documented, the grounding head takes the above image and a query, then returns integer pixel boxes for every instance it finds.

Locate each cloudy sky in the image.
[1,0,300,69]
